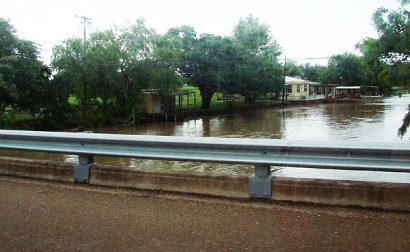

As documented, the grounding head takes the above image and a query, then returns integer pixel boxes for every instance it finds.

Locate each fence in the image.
[0,129,409,199]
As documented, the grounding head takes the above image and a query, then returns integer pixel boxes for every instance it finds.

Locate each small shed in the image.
[140,89,197,117]
[140,90,177,115]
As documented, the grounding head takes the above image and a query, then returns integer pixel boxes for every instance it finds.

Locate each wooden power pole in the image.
[75,15,92,119]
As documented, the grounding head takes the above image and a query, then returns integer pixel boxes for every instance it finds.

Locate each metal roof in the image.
[335,86,361,90]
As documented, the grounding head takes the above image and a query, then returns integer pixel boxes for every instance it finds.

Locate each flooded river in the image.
[2,94,410,182]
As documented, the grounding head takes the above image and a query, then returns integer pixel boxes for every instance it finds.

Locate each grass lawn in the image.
[180,85,281,109]
[1,110,40,129]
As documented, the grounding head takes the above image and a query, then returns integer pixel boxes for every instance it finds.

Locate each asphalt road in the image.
[1,176,409,251]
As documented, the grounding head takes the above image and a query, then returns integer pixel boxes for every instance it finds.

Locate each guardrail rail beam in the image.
[1,130,410,199]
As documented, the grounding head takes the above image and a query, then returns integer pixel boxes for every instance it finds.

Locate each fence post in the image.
[249,164,273,199]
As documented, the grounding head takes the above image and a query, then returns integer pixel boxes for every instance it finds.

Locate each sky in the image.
[0,0,403,65]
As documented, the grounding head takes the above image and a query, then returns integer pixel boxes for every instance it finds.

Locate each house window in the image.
[297,85,301,93]
[287,85,292,93]
[304,84,308,92]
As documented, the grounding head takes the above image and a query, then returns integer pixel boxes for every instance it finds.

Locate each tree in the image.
[372,1,410,138]
[356,38,384,88]
[51,37,87,105]
[150,32,185,93]
[0,18,61,127]
[186,34,232,108]
[398,105,410,138]
[372,1,410,63]
[285,61,303,77]
[319,53,363,85]
[300,63,325,82]
[166,25,198,83]
[169,26,235,109]
[52,19,183,125]
[231,15,283,103]
[233,15,280,56]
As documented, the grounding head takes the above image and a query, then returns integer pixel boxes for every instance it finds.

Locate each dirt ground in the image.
[1,176,409,252]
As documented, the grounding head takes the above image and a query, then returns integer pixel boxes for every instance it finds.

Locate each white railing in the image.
[1,130,409,198]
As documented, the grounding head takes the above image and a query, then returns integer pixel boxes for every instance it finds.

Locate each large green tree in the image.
[52,19,183,125]
[319,53,363,85]
[0,18,62,128]
[372,1,410,138]
[372,1,410,89]
[356,38,384,88]
[285,60,303,78]
[373,1,410,63]
[186,34,232,109]
[231,15,283,103]
[300,63,325,82]
[168,26,234,109]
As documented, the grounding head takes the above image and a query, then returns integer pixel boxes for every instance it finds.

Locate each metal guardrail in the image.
[0,130,410,198]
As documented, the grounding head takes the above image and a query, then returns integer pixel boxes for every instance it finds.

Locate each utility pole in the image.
[282,55,287,104]
[75,15,91,119]
[76,15,91,59]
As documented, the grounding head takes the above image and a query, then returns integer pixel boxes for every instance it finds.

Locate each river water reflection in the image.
[2,95,410,182]
[97,94,410,142]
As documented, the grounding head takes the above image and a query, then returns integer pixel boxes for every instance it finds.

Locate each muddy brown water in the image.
[2,94,410,183]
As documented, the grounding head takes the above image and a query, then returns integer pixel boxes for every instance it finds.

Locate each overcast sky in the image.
[0,0,402,65]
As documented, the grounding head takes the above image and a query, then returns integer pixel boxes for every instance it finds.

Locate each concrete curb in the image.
[0,157,409,211]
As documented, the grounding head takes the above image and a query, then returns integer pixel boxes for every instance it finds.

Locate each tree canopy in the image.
[51,19,184,125]
[0,18,66,128]
[231,15,283,103]
[170,15,283,108]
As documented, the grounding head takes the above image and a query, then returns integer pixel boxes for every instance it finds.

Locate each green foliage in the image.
[299,63,325,82]
[0,18,68,129]
[373,5,410,63]
[356,38,384,88]
[231,15,283,103]
[369,1,410,137]
[51,19,184,125]
[378,63,410,91]
[233,14,281,56]
[319,53,363,85]
[186,33,233,108]
[398,105,410,138]
[285,61,303,78]
[173,15,283,108]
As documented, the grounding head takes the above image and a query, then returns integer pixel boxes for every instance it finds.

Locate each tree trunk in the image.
[201,95,211,109]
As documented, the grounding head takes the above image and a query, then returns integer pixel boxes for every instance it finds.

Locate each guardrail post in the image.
[249,164,273,199]
[73,131,96,183]
[74,155,95,183]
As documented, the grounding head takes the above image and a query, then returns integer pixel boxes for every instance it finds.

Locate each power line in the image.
[278,57,330,61]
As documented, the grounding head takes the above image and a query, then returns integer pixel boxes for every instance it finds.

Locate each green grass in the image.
[180,86,233,109]
[1,109,40,129]
[179,85,281,109]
